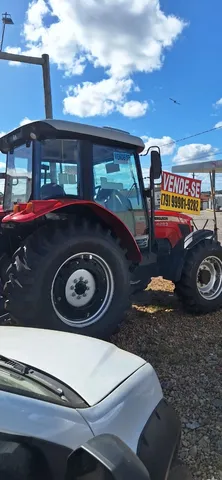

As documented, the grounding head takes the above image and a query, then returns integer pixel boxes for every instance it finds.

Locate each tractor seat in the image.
[40,183,66,199]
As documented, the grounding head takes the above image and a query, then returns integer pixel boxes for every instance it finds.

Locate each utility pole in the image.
[0,13,14,52]
[210,169,218,240]
[0,51,53,118]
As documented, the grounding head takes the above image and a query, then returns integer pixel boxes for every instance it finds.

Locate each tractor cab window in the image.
[93,144,148,240]
[3,143,32,211]
[40,139,80,199]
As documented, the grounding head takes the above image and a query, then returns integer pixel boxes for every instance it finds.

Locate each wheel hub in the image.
[198,268,211,285]
[65,269,96,307]
[51,252,114,328]
[196,255,222,300]
[75,280,87,296]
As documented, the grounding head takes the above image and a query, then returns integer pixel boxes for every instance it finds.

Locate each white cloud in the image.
[0,119,34,140]
[5,0,186,119]
[4,46,23,67]
[213,98,222,109]
[19,117,34,126]
[7,0,186,79]
[63,77,147,117]
[214,121,222,128]
[25,0,49,32]
[141,135,176,156]
[216,98,222,106]
[173,143,217,164]
[117,100,148,118]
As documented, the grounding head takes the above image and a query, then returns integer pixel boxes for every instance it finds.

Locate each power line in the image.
[160,124,222,148]
[141,123,222,177]
[161,149,222,168]
[141,124,222,157]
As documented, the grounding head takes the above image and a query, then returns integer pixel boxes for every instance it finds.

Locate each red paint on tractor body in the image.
[154,209,193,247]
[0,199,193,259]
[2,199,142,263]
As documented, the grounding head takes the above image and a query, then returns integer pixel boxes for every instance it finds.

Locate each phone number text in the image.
[161,193,200,212]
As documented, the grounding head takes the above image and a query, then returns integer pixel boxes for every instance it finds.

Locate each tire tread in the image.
[175,239,222,314]
[4,219,132,338]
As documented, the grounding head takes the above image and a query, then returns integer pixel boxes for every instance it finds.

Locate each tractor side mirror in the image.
[65,434,150,480]
[150,150,162,180]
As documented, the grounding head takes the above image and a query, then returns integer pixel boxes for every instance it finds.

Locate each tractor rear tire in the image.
[175,239,222,314]
[0,232,11,286]
[4,220,131,339]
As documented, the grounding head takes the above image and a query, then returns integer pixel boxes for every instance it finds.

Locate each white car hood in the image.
[0,327,146,406]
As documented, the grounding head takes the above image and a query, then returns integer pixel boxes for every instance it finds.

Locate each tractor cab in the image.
[0,120,161,250]
[1,130,81,212]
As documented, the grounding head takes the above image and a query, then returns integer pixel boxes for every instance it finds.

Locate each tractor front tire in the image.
[175,239,222,314]
[131,279,150,295]
[4,221,131,339]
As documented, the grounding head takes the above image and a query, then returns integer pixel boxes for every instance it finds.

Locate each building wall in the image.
[201,201,208,210]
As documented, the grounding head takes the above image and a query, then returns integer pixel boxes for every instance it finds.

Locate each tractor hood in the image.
[0,327,146,406]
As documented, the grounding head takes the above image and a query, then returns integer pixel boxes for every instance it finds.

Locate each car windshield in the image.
[3,143,32,211]
[0,367,63,403]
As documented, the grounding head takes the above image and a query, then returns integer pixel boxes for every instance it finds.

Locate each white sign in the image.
[113,152,131,165]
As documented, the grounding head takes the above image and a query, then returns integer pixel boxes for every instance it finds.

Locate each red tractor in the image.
[0,120,221,339]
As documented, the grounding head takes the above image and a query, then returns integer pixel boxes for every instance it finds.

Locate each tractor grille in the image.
[178,224,192,238]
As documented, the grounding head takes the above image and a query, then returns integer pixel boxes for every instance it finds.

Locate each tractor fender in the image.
[2,199,141,263]
[184,229,215,250]
[161,229,215,284]
[175,229,215,282]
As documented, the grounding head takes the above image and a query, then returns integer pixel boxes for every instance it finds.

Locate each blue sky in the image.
[1,0,222,190]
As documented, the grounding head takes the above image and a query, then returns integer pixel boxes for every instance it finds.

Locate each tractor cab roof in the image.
[0,119,145,154]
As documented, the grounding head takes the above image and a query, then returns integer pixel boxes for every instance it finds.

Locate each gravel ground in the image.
[112,278,222,480]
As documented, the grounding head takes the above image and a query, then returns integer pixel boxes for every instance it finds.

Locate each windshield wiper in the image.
[0,355,28,375]
[0,355,66,399]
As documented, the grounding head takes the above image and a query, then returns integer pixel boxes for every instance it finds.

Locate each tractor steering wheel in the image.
[95,187,132,213]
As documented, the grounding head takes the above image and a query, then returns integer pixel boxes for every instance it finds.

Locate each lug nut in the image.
[79,276,83,281]
[86,287,90,291]
[72,293,76,297]
[83,293,87,297]
[77,295,81,300]
[84,280,88,284]
[70,285,74,290]
[74,279,77,283]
